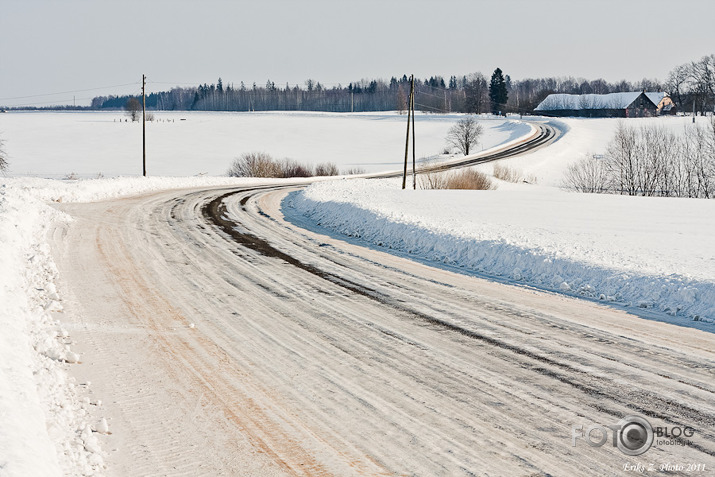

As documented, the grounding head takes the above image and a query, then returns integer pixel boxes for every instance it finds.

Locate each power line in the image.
[2,96,97,107]
[0,82,140,101]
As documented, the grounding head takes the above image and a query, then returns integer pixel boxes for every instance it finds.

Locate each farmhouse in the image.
[534,92,662,117]
[644,92,677,115]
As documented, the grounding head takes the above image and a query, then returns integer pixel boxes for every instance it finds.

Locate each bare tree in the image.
[666,64,690,108]
[689,55,715,114]
[605,122,639,195]
[464,73,488,114]
[446,116,483,156]
[563,155,610,193]
[125,98,142,122]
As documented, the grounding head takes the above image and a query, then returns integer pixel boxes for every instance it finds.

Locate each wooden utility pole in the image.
[142,74,147,176]
[402,75,414,189]
[411,76,416,190]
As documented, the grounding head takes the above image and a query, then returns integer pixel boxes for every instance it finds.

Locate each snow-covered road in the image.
[49,184,715,476]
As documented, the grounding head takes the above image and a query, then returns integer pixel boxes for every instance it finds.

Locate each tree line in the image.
[83,52,714,115]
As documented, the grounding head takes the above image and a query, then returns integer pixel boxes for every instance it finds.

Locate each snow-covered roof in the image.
[535,92,659,111]
[645,92,666,107]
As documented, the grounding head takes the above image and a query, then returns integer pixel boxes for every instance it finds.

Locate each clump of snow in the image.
[287,178,715,327]
[0,185,104,476]
[93,418,109,435]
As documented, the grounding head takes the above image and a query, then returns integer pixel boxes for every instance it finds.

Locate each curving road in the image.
[50,124,715,476]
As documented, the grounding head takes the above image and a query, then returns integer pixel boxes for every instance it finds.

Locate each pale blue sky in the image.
[1,0,713,107]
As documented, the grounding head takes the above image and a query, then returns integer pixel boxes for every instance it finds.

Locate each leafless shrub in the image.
[447,169,496,190]
[563,155,610,193]
[492,164,521,182]
[315,162,339,176]
[279,159,313,178]
[227,152,282,177]
[146,112,155,122]
[420,168,496,190]
[63,172,79,180]
[418,169,450,189]
[227,153,321,178]
[343,167,366,175]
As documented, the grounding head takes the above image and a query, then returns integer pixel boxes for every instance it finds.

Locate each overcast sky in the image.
[1,0,714,107]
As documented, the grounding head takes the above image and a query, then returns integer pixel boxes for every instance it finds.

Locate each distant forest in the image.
[23,54,715,114]
[90,74,668,115]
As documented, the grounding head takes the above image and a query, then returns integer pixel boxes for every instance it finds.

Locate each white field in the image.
[0,111,714,475]
[0,111,529,178]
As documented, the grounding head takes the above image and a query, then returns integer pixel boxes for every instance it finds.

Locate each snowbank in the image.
[3,175,287,204]
[0,173,311,475]
[286,179,715,328]
[0,185,104,476]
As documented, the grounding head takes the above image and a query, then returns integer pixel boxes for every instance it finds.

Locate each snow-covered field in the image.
[0,111,528,177]
[1,111,713,475]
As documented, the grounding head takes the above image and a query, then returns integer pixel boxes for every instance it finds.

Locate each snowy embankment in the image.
[0,185,104,476]
[0,175,281,476]
[287,178,715,328]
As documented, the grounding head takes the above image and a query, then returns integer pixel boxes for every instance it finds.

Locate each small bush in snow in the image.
[563,155,610,193]
[447,169,496,190]
[227,152,283,178]
[493,164,522,183]
[228,152,320,178]
[419,169,450,190]
[420,168,496,190]
[315,162,339,176]
[280,159,313,178]
[344,167,366,175]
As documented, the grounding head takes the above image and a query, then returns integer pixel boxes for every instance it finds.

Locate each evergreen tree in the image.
[489,68,508,115]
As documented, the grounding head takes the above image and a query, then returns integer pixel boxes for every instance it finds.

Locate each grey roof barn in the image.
[534,92,661,117]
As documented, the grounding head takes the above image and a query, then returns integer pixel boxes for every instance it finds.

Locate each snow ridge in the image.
[287,179,715,328]
[0,185,104,476]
